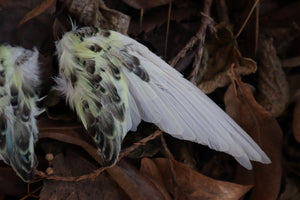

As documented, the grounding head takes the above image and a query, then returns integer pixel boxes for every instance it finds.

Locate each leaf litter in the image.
[0,0,299,199]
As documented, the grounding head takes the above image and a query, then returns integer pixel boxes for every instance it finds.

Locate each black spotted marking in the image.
[16,132,30,151]
[21,105,30,122]
[86,60,96,74]
[101,30,111,37]
[0,77,5,87]
[0,116,6,149]
[111,87,121,102]
[11,96,18,108]
[0,70,5,77]
[99,86,106,93]
[95,101,102,109]
[83,60,86,66]
[96,131,105,150]
[134,66,149,82]
[10,85,18,96]
[82,100,89,110]
[103,141,112,160]
[109,63,121,80]
[92,74,102,83]
[0,59,3,65]
[70,73,77,87]
[100,68,105,72]
[89,44,102,52]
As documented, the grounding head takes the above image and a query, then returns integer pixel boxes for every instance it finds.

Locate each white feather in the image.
[114,32,271,169]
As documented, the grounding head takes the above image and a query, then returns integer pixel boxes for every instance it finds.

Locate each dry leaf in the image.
[122,0,169,9]
[256,37,289,117]
[18,0,56,26]
[224,80,283,200]
[196,23,257,94]
[278,177,300,200]
[141,158,252,200]
[60,0,130,34]
[39,151,129,200]
[109,159,165,200]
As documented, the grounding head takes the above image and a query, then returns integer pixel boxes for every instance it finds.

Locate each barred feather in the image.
[55,26,271,169]
[0,45,40,181]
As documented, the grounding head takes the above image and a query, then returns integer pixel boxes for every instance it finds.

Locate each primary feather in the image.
[55,26,271,169]
[0,45,40,181]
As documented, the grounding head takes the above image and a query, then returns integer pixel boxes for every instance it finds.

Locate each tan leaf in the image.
[18,0,56,26]
[224,80,283,200]
[61,0,130,34]
[141,158,252,200]
[196,23,257,94]
[256,37,289,117]
[39,151,129,200]
[109,159,165,200]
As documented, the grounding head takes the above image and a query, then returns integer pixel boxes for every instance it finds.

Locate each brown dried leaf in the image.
[39,151,129,200]
[122,0,169,9]
[256,37,289,117]
[60,0,130,34]
[293,99,300,143]
[196,23,257,94]
[109,159,165,200]
[141,158,252,200]
[224,80,283,200]
[18,0,56,26]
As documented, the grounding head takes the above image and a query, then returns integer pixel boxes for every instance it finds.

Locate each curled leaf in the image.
[224,79,283,200]
[141,158,252,200]
[196,23,257,94]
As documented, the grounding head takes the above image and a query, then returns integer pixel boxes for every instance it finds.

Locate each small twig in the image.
[229,63,238,96]
[164,0,173,60]
[235,0,260,39]
[169,0,213,67]
[20,185,43,200]
[119,130,163,159]
[139,8,144,32]
[35,130,163,182]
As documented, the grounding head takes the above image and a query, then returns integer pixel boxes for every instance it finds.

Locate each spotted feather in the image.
[55,26,270,169]
[0,45,40,181]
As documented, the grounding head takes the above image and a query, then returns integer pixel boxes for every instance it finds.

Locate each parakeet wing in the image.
[55,27,270,169]
[114,31,270,169]
[0,45,40,181]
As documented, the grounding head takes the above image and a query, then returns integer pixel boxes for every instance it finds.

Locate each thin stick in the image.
[169,0,213,67]
[35,130,163,182]
[164,0,173,60]
[235,0,260,39]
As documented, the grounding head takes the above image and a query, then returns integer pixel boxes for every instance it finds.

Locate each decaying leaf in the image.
[140,158,252,200]
[196,23,257,94]
[256,37,289,117]
[224,79,283,200]
[59,0,130,34]
[39,151,129,200]
[109,160,165,200]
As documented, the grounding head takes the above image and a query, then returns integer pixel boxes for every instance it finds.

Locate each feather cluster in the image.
[0,45,40,181]
[55,26,271,169]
